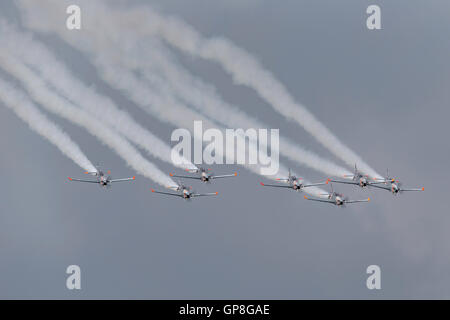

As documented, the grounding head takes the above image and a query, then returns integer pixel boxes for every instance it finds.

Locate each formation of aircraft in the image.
[68,166,135,188]
[151,182,218,200]
[260,168,327,191]
[67,163,423,205]
[169,167,237,183]
[259,166,423,207]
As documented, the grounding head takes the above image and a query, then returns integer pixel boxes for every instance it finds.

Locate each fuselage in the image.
[335,195,345,205]
[200,171,210,182]
[390,182,400,194]
[358,176,368,187]
[94,171,110,186]
[182,188,191,199]
[290,178,303,190]
[326,193,345,205]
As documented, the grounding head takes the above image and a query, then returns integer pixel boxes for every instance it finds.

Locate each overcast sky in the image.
[0,0,449,299]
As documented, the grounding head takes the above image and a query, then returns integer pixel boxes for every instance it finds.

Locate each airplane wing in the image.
[369,180,388,185]
[260,182,291,188]
[345,198,370,204]
[329,179,358,186]
[191,192,219,197]
[212,173,238,179]
[400,187,424,192]
[303,182,327,188]
[368,184,391,191]
[110,177,136,183]
[68,177,98,183]
[169,174,202,180]
[151,189,184,198]
[303,195,334,204]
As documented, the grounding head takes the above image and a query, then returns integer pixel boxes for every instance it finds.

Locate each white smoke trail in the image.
[0,23,196,171]
[0,50,175,187]
[72,57,329,196]
[29,0,379,179]
[127,39,353,178]
[14,0,329,196]
[124,6,382,179]
[0,76,97,173]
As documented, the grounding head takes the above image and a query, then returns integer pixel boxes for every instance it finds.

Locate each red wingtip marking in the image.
[68,177,72,181]
[304,195,308,199]
[368,198,371,202]
[215,192,218,195]
[133,176,136,180]
[276,178,281,180]
[84,172,89,174]
[260,182,264,186]
[185,169,190,172]
[234,172,238,176]
[169,173,173,176]
[422,187,424,191]
[151,189,155,192]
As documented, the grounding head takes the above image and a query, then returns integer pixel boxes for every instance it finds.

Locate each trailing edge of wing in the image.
[151,189,183,198]
[110,177,136,183]
[329,179,358,185]
[68,177,98,183]
[192,192,219,197]
[212,173,238,179]
[368,184,390,191]
[345,198,370,203]
[304,195,334,204]
[303,182,327,188]
[169,173,201,180]
[260,182,291,188]
[400,187,424,192]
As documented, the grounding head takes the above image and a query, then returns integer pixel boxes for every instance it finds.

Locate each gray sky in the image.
[0,0,449,299]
